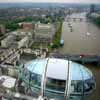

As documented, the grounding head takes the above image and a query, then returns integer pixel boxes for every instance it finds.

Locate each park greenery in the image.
[92,17,100,26]
[0,16,60,32]
[0,16,63,49]
[50,21,62,49]
[87,14,100,26]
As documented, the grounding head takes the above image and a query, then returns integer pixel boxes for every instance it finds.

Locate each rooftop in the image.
[25,58,93,81]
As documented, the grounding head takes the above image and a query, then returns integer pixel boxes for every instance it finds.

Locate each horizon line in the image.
[0,2,100,4]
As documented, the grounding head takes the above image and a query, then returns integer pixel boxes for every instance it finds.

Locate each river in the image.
[59,12,100,55]
[59,12,100,100]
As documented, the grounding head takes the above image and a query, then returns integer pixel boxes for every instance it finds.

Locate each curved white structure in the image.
[23,58,95,100]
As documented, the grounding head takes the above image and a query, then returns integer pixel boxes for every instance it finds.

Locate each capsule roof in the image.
[25,58,93,81]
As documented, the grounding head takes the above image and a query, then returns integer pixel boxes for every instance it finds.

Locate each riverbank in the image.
[87,13,100,27]
[50,21,63,49]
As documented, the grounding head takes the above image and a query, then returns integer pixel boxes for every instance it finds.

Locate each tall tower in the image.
[90,4,95,13]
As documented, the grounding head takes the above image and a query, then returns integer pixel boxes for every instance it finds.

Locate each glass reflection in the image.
[23,69,95,100]
[46,78,66,92]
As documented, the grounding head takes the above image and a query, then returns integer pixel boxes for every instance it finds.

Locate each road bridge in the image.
[65,17,88,22]
[50,53,100,66]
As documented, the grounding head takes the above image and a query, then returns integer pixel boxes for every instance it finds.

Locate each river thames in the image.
[59,12,100,100]
[59,12,100,55]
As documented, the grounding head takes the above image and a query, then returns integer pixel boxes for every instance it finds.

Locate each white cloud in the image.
[0,0,100,3]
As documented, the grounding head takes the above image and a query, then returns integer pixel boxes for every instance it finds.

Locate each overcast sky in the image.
[0,0,100,3]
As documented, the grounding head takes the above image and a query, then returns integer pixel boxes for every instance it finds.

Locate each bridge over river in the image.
[50,52,100,66]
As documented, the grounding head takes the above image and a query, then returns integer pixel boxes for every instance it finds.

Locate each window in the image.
[46,78,66,92]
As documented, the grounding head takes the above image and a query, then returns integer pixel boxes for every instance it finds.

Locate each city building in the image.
[90,4,95,14]
[34,23,55,45]
[0,24,6,34]
[1,35,16,47]
[90,12,100,18]
[21,58,96,100]
[17,36,29,48]
[19,22,34,31]
[1,31,31,48]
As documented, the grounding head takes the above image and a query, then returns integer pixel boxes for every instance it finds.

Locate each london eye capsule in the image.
[22,58,96,100]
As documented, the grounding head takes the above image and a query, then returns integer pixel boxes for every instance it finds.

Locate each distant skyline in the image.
[0,0,100,4]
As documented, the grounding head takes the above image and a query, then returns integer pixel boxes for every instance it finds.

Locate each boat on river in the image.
[60,39,64,46]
